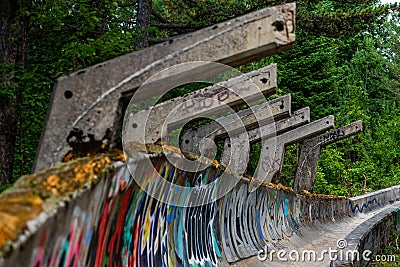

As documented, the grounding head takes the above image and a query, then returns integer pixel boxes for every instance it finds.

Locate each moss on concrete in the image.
[0,150,123,254]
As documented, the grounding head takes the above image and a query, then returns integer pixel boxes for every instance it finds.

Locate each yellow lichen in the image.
[144,143,348,200]
[0,192,44,248]
[0,150,122,253]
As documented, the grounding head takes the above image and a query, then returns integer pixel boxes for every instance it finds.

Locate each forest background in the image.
[0,0,399,197]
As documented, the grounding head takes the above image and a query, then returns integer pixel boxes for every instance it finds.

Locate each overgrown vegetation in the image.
[370,229,400,266]
[276,18,400,196]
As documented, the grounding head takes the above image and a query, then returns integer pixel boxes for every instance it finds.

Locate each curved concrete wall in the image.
[0,148,353,267]
[349,185,400,215]
[332,203,400,267]
[329,186,400,267]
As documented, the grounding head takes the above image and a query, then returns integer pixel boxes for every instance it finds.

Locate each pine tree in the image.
[0,0,31,185]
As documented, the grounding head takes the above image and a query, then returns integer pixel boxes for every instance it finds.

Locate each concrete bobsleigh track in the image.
[0,146,399,266]
[0,2,398,267]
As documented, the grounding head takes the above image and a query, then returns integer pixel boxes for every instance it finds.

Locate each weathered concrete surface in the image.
[294,120,363,193]
[332,202,400,267]
[179,93,291,153]
[33,3,296,172]
[254,115,334,183]
[125,64,277,145]
[220,107,310,166]
[349,184,400,215]
[233,184,400,267]
[0,151,122,258]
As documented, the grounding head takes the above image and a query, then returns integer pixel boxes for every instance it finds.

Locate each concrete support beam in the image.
[33,3,296,172]
[220,107,310,166]
[294,120,362,193]
[254,116,334,183]
[179,94,291,153]
[125,65,277,144]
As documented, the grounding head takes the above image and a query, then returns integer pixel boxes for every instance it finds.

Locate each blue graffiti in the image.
[349,197,380,214]
[290,214,299,230]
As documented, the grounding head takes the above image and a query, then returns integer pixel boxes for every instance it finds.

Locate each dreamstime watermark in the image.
[257,239,397,263]
[122,61,278,207]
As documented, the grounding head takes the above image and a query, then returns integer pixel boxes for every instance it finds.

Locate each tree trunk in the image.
[0,0,30,184]
[0,100,18,185]
[136,0,152,48]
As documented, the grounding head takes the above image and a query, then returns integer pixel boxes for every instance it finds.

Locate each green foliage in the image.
[5,0,400,199]
[238,10,400,196]
[153,0,400,38]
[11,0,139,179]
[29,0,138,71]
[279,144,299,187]
[247,142,261,176]
[311,18,400,196]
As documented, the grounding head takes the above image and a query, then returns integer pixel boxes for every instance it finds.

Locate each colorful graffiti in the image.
[1,155,353,267]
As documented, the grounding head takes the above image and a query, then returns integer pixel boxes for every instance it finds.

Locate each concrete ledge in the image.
[220,107,310,166]
[126,65,278,145]
[332,202,400,267]
[294,121,363,193]
[179,94,290,153]
[0,151,122,258]
[349,185,400,215]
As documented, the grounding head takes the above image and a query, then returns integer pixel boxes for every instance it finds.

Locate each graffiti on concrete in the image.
[0,153,356,267]
[349,198,380,214]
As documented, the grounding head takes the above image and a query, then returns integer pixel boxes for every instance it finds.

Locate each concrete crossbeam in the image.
[125,65,277,144]
[294,120,363,193]
[33,3,296,172]
[179,94,291,153]
[254,115,334,183]
[220,107,310,166]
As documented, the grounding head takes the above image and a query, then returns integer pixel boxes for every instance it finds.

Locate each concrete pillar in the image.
[294,120,362,193]
[125,65,277,145]
[220,107,310,166]
[179,94,291,153]
[254,115,335,183]
[34,3,296,172]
